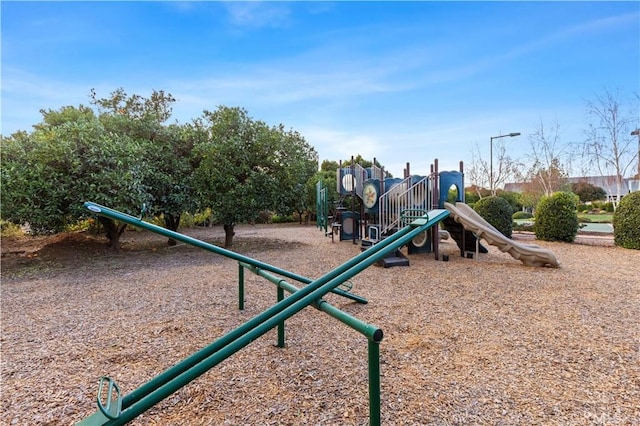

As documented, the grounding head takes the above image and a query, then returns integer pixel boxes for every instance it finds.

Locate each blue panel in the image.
[340,211,360,240]
[438,171,464,208]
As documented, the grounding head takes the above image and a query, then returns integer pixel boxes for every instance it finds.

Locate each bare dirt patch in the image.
[1,225,638,425]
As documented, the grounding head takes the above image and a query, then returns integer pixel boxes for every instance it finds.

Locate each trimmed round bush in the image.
[473,196,514,238]
[613,191,640,250]
[535,192,579,242]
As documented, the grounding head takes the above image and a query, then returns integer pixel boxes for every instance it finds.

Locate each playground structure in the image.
[77,201,450,425]
[317,157,560,267]
[317,158,481,266]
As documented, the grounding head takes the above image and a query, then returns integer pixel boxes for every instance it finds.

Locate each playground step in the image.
[377,249,410,268]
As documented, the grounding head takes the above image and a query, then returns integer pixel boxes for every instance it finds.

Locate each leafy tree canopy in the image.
[1,107,147,247]
[571,182,607,202]
[192,106,317,247]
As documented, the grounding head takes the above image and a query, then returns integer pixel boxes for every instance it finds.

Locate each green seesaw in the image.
[77,201,449,425]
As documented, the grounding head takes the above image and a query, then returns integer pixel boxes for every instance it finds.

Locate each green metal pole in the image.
[238,264,244,311]
[241,262,383,424]
[319,186,323,231]
[277,285,285,348]
[84,202,367,304]
[102,245,403,425]
[323,187,328,236]
[368,340,381,426]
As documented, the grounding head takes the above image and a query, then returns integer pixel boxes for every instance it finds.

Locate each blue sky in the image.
[2,1,639,178]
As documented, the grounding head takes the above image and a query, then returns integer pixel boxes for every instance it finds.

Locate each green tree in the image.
[518,191,542,213]
[1,129,73,234]
[141,123,199,243]
[571,181,607,202]
[320,159,340,172]
[1,107,147,248]
[90,88,197,245]
[90,87,175,122]
[269,126,318,223]
[193,106,315,247]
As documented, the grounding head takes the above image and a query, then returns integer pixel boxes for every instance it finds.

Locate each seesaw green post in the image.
[277,285,285,348]
[238,264,245,311]
[369,340,381,425]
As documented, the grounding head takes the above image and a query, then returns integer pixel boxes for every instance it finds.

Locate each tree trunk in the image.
[164,213,181,246]
[98,216,127,250]
[223,223,235,247]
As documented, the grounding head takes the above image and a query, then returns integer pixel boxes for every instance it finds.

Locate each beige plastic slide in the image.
[444,202,560,267]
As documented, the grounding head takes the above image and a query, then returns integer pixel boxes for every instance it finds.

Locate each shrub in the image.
[498,191,523,213]
[271,214,296,224]
[0,220,23,237]
[604,202,614,213]
[512,211,533,220]
[473,196,514,238]
[464,191,480,205]
[613,191,640,250]
[181,209,214,228]
[255,210,273,224]
[535,192,579,242]
[513,222,534,232]
[571,182,606,202]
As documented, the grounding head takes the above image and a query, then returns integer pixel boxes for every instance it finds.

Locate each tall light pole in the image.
[490,132,520,196]
[632,129,640,178]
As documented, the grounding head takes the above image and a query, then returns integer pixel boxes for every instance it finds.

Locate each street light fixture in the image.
[490,132,521,195]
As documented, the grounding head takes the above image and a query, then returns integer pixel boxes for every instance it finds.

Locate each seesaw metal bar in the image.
[238,262,382,342]
[84,202,367,304]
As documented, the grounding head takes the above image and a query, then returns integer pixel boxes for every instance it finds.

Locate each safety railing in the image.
[378,176,430,235]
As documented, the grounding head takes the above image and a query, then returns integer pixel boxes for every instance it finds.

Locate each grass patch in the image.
[578,214,613,223]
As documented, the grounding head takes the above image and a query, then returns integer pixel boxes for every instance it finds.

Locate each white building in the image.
[504,176,640,201]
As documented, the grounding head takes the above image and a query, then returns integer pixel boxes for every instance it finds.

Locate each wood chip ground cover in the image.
[1,224,638,425]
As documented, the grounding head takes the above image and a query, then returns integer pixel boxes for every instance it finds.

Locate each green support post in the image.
[277,285,285,348]
[368,340,381,425]
[238,264,244,311]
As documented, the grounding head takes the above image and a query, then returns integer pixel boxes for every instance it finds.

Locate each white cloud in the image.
[1,68,89,133]
[222,2,292,29]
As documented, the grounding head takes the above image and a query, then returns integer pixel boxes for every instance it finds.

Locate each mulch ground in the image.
[1,225,638,425]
